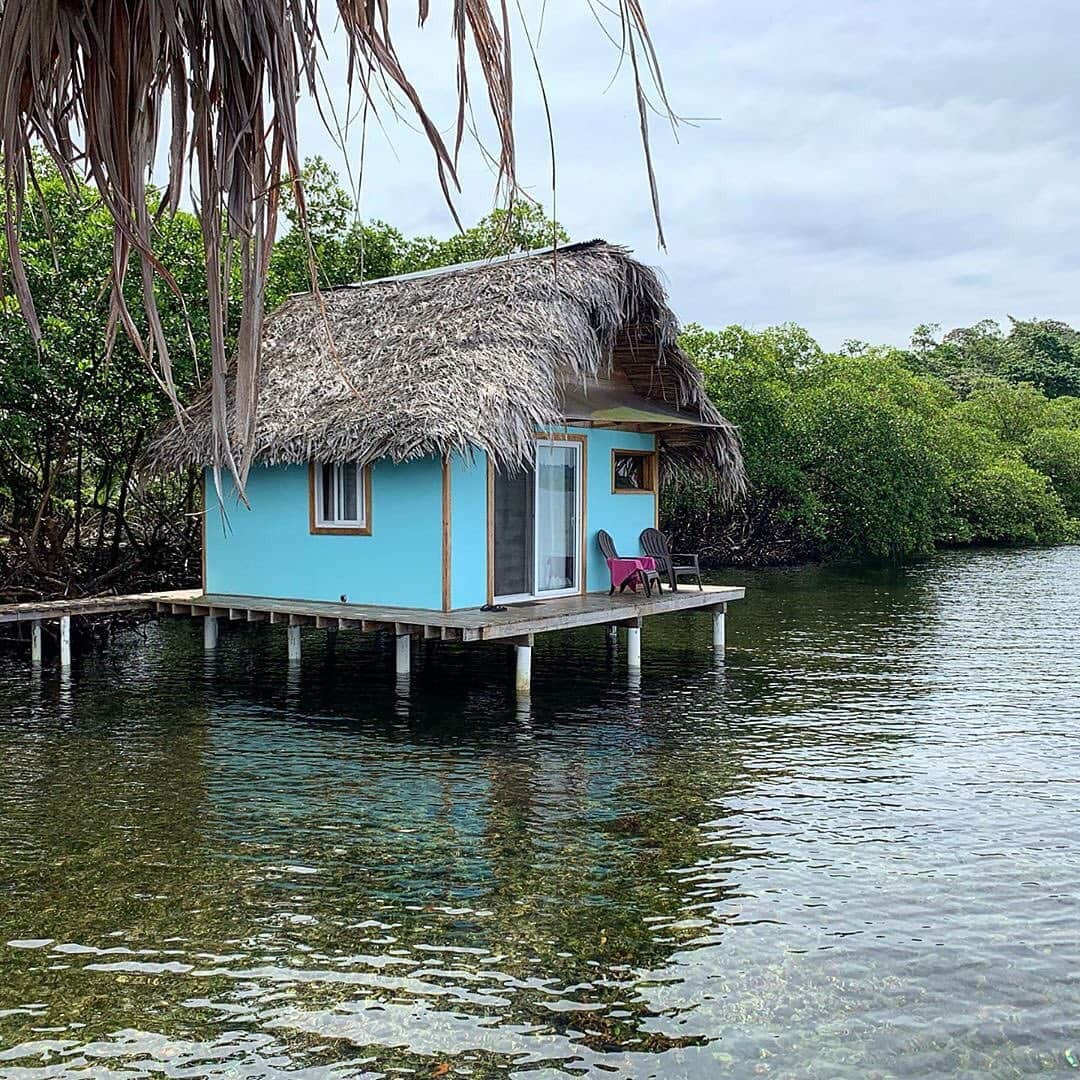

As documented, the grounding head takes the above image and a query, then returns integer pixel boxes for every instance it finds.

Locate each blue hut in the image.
[152,241,744,684]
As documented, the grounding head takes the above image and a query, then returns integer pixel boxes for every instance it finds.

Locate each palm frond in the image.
[0,0,677,493]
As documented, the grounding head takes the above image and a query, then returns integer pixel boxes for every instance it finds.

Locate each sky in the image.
[292,0,1080,351]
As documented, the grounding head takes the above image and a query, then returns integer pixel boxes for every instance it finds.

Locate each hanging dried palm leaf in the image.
[0,0,675,494]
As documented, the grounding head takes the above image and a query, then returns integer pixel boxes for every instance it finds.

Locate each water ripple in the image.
[0,548,1078,1077]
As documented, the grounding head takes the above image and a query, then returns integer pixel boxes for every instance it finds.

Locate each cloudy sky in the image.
[294,1,1080,350]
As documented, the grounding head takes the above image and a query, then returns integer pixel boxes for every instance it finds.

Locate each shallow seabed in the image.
[0,547,1077,1078]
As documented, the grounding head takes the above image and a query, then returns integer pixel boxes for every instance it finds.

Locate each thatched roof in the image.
[150,240,745,498]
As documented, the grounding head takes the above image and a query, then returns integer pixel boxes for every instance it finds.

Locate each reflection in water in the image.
[0,547,1078,1078]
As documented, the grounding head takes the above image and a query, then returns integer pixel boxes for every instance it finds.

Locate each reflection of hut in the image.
[152,242,743,611]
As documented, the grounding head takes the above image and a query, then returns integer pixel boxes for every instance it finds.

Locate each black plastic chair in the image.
[639,527,702,591]
[597,529,619,564]
[597,530,662,597]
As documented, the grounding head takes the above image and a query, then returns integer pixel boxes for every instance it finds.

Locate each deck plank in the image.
[194,586,744,639]
[0,585,745,638]
[0,589,202,625]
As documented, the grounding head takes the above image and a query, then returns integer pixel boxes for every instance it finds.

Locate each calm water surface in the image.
[0,548,1077,1078]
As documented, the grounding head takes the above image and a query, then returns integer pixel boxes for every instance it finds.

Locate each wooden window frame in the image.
[308,461,373,536]
[611,448,657,495]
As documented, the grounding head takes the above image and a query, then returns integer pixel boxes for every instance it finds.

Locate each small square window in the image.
[612,450,656,494]
[311,461,371,533]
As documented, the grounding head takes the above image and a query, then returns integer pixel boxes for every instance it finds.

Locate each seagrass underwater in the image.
[0,547,1076,1077]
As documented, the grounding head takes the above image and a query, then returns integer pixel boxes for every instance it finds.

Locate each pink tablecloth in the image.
[606,556,658,591]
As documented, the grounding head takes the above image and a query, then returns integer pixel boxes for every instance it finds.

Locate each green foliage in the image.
[908,319,1007,387]
[786,376,948,560]
[906,317,1080,398]
[1023,427,1080,515]
[0,157,210,590]
[953,377,1054,444]
[4,152,1077,585]
[0,155,566,596]
[999,319,1080,397]
[1045,395,1080,428]
[950,459,1069,544]
[673,322,1080,564]
[267,157,568,306]
[680,323,802,498]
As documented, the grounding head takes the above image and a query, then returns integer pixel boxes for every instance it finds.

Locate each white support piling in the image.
[394,673,411,717]
[395,633,411,676]
[712,604,727,657]
[59,616,71,668]
[203,615,219,651]
[287,625,302,663]
[30,620,42,667]
[515,644,533,697]
[627,624,642,670]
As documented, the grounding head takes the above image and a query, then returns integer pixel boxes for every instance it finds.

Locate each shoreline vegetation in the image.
[667,320,1080,566]
[2,158,1079,603]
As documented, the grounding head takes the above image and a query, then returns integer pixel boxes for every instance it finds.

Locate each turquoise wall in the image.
[446,427,657,607]
[205,428,657,610]
[567,426,657,594]
[450,452,489,610]
[205,459,443,608]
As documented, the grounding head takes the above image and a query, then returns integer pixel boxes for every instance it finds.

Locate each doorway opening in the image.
[492,438,584,603]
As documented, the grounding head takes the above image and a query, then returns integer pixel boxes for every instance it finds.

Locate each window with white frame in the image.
[313,461,369,531]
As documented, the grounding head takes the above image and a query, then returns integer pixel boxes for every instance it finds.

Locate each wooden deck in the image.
[0,584,743,679]
[0,589,202,625]
[155,585,745,642]
[0,584,742,640]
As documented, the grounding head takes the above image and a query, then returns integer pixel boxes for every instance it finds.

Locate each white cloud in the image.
[288,0,1080,349]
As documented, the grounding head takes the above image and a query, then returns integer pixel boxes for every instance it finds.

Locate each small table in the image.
[606,557,663,597]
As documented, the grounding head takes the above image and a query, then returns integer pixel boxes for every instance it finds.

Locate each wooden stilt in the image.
[627,623,642,670]
[712,604,726,657]
[606,625,618,650]
[30,620,42,666]
[515,644,532,697]
[395,633,411,676]
[287,625,302,663]
[59,616,71,668]
[203,615,219,651]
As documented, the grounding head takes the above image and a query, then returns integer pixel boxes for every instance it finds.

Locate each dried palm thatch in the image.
[150,241,747,501]
[0,0,675,497]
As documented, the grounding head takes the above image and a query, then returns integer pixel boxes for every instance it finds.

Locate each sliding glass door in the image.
[534,440,582,596]
[493,438,583,602]
[492,464,534,600]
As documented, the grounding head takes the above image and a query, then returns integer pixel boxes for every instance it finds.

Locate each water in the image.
[0,547,1077,1078]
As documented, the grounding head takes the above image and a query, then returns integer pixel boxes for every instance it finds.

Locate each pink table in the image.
[606,556,659,592]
